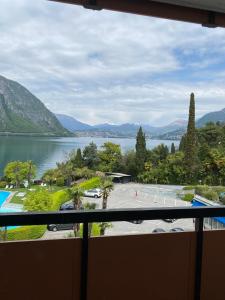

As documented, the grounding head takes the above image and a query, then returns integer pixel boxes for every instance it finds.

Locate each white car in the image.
[84,188,102,198]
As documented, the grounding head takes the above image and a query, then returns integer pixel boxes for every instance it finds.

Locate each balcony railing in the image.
[1,206,225,300]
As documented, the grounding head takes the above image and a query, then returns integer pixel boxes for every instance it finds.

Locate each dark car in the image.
[128,220,143,224]
[152,228,166,233]
[60,202,84,211]
[163,219,176,223]
[60,203,74,211]
[170,228,184,232]
[47,223,74,232]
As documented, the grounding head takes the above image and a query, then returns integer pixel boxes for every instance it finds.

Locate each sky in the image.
[1,0,225,126]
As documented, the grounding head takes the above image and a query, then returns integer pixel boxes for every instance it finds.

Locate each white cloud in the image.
[0,0,225,125]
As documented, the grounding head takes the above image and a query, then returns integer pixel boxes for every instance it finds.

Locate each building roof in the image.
[105,172,131,178]
[50,0,225,28]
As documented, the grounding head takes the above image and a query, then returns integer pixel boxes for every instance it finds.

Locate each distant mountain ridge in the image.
[0,75,68,136]
[55,114,92,131]
[55,113,187,137]
[196,108,225,127]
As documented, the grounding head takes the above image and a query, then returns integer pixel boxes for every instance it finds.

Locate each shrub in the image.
[78,177,101,191]
[202,190,219,201]
[24,190,53,212]
[7,225,46,241]
[183,186,195,191]
[182,194,194,202]
[0,181,7,188]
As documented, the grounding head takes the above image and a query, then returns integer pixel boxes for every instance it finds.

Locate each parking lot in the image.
[43,183,195,239]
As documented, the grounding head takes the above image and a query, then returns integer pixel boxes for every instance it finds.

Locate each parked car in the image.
[128,220,143,224]
[47,223,74,232]
[60,202,84,211]
[84,188,102,198]
[170,228,184,232]
[60,203,74,211]
[152,228,166,233]
[163,219,176,223]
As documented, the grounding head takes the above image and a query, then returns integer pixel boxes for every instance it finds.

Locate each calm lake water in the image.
[0,136,180,177]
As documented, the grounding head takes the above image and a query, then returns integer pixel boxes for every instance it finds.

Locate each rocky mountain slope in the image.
[0,75,68,135]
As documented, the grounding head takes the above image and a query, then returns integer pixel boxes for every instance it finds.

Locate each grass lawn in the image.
[3,185,67,205]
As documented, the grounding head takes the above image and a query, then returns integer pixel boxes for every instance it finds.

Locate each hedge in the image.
[5,179,101,241]
[182,194,194,202]
[6,189,70,241]
[50,189,70,211]
[6,225,46,241]
[78,177,101,190]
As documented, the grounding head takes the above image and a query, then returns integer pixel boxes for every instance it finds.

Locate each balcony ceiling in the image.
[154,0,225,13]
[49,0,225,28]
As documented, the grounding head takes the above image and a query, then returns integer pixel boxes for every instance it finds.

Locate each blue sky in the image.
[1,0,225,126]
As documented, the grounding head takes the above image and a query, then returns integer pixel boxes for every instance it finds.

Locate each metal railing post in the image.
[194,217,204,300]
[80,222,89,300]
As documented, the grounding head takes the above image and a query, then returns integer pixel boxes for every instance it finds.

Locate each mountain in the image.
[154,128,186,140]
[55,114,92,132]
[0,75,68,135]
[55,113,187,138]
[197,108,225,127]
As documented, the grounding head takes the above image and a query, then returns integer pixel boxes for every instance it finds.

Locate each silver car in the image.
[84,188,102,198]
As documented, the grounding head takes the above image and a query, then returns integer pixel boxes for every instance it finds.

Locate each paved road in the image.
[43,183,194,239]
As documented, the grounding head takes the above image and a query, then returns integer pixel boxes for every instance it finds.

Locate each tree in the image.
[171,143,176,154]
[70,148,84,168]
[184,93,198,183]
[83,142,99,169]
[24,190,52,211]
[152,144,169,162]
[84,202,97,237]
[4,161,26,188]
[24,160,36,187]
[42,169,56,190]
[100,178,114,235]
[179,135,186,151]
[99,142,122,172]
[121,150,138,177]
[135,127,147,172]
[55,161,73,186]
[70,187,83,237]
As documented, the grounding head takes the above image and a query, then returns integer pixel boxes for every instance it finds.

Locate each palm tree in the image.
[70,187,84,237]
[100,178,114,235]
[84,202,97,237]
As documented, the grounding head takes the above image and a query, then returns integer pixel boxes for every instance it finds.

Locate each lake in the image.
[0,136,180,177]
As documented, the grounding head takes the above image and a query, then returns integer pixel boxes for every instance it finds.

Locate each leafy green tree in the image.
[55,161,73,186]
[135,127,147,172]
[83,142,99,169]
[70,148,84,168]
[42,169,56,190]
[121,150,138,177]
[171,143,176,154]
[153,144,169,162]
[100,178,114,236]
[99,142,122,172]
[184,93,198,183]
[24,190,52,211]
[24,160,36,187]
[4,161,26,188]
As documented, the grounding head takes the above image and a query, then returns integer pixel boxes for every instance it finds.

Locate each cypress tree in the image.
[135,127,147,172]
[179,134,186,151]
[171,142,176,154]
[184,93,197,183]
[74,148,83,168]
